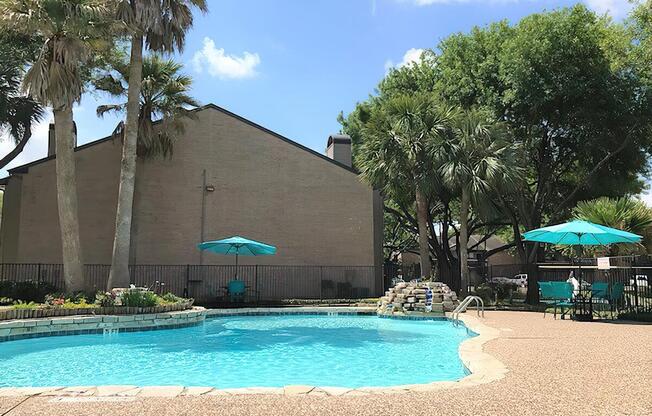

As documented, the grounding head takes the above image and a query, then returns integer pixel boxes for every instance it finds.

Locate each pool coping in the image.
[0,307,507,398]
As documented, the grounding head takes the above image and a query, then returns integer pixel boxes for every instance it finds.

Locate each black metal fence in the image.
[383,262,420,289]
[480,257,651,314]
[535,256,652,314]
[0,264,379,304]
[383,261,463,292]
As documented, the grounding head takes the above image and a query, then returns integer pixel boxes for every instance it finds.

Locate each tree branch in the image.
[558,135,632,210]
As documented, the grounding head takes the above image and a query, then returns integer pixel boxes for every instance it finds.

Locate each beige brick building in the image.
[0,104,383,298]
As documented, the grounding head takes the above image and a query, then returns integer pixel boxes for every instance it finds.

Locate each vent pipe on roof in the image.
[326,134,352,167]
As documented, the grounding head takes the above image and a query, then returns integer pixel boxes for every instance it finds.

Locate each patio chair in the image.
[591,282,609,298]
[219,280,259,304]
[539,281,573,319]
[607,282,625,319]
[591,282,610,318]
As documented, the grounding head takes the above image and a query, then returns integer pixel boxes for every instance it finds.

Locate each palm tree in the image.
[108,0,207,290]
[0,31,45,170]
[94,54,199,158]
[0,0,110,293]
[358,95,451,278]
[572,196,652,255]
[440,109,517,296]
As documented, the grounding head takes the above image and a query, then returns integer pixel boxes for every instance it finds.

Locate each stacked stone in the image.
[377,281,458,315]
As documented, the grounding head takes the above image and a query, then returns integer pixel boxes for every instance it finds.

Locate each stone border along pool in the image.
[0,307,207,342]
[0,307,507,398]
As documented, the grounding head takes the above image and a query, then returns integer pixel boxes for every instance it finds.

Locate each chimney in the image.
[47,123,55,157]
[47,121,78,157]
[326,134,352,167]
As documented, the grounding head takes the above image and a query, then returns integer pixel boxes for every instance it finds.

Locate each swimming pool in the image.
[0,314,473,388]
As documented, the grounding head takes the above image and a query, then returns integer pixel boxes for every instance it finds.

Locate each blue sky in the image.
[2,0,643,195]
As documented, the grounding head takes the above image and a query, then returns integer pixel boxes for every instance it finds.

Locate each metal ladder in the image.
[451,295,485,326]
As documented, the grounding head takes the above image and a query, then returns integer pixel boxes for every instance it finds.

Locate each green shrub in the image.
[159,292,184,304]
[474,282,520,305]
[44,294,65,307]
[12,300,39,309]
[0,281,13,297]
[61,299,96,309]
[0,281,56,303]
[43,294,97,309]
[121,290,158,307]
[67,292,90,304]
[0,296,13,306]
[474,283,494,304]
[94,291,117,307]
[494,282,519,302]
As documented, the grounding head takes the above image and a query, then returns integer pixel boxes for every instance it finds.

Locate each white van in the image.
[489,274,528,287]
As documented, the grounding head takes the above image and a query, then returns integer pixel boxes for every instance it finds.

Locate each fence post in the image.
[319,266,323,301]
[255,265,259,304]
[184,264,190,298]
[37,263,42,285]
[633,270,639,311]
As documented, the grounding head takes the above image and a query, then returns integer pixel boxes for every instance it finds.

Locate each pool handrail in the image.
[452,295,485,326]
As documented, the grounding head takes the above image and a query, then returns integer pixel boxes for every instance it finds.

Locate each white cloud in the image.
[192,37,261,80]
[0,112,51,178]
[384,48,425,72]
[583,0,633,18]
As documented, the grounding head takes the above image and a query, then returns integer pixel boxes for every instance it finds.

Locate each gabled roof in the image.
[448,235,509,252]
[6,103,358,176]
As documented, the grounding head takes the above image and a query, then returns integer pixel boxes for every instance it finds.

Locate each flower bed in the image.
[0,287,194,321]
[0,300,194,321]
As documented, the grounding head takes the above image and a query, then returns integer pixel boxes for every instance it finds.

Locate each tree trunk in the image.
[459,187,470,298]
[53,107,84,293]
[415,187,432,278]
[0,129,31,170]
[525,243,542,305]
[107,35,143,290]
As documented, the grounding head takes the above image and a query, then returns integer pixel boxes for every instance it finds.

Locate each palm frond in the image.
[124,0,208,53]
[97,103,127,117]
[4,0,114,108]
[95,53,199,159]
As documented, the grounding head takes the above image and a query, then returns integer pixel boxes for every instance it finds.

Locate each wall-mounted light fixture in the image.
[205,185,215,192]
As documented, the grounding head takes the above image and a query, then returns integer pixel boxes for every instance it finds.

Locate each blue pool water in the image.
[0,315,473,388]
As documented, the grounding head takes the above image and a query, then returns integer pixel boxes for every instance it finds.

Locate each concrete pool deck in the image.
[0,311,650,415]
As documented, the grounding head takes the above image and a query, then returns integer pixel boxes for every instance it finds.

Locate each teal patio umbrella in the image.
[523,220,642,246]
[197,236,277,279]
[523,220,642,292]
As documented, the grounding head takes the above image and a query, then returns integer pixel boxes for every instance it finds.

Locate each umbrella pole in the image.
[578,247,582,284]
[235,252,239,280]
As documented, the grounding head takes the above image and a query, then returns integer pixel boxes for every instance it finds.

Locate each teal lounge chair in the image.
[591,282,610,317]
[607,282,625,319]
[539,281,573,319]
[219,280,258,304]
[591,282,609,299]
